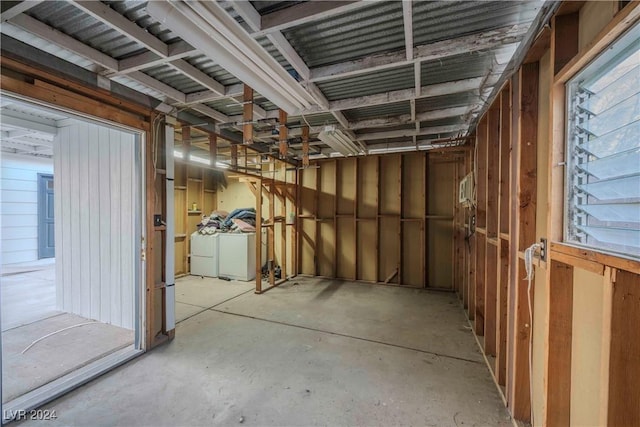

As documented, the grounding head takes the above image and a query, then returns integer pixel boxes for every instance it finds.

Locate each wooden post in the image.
[269,181,275,286]
[255,178,263,293]
[280,164,287,280]
[231,144,238,169]
[243,84,253,145]
[279,110,288,158]
[511,61,539,423]
[544,260,574,426]
[302,125,310,167]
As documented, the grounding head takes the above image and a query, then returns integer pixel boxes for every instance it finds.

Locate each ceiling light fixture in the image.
[147,1,316,115]
[317,126,363,157]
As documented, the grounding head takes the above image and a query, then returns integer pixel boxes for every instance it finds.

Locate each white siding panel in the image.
[1,202,38,215]
[0,152,52,266]
[54,122,138,329]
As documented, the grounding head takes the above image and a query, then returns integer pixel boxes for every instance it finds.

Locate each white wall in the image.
[0,153,54,265]
[54,121,138,329]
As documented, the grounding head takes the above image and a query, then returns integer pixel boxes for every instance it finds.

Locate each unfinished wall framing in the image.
[464,2,640,426]
[298,151,466,289]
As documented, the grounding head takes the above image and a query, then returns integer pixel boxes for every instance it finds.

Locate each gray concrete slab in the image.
[16,285,511,427]
[1,264,57,331]
[175,276,254,311]
[217,277,482,362]
[2,313,134,402]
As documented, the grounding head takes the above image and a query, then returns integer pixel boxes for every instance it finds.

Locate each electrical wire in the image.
[523,241,542,426]
[21,322,98,354]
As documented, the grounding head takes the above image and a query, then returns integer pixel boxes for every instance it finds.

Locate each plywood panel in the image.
[402,153,425,219]
[380,155,401,215]
[570,268,604,427]
[545,260,574,427]
[336,218,356,280]
[337,158,356,215]
[428,161,455,216]
[378,217,400,283]
[300,218,316,275]
[402,221,423,287]
[317,221,335,277]
[318,160,336,218]
[608,269,640,427]
[357,156,378,218]
[357,220,376,281]
[300,167,317,217]
[428,219,454,289]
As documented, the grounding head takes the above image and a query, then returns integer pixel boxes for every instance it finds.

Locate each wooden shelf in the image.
[187,210,202,215]
[175,185,187,190]
[175,233,187,239]
[188,178,203,182]
[204,189,216,194]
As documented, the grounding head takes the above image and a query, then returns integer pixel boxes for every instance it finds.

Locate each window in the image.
[565,22,640,258]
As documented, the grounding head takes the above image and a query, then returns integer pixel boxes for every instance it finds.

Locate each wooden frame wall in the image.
[298,150,467,289]
[465,2,640,425]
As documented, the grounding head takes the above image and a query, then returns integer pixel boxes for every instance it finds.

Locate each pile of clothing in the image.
[197,210,227,234]
[197,208,259,234]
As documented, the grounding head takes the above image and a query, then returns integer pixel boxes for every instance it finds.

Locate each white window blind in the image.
[565,23,640,258]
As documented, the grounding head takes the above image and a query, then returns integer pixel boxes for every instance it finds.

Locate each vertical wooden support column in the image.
[268,181,275,286]
[243,84,253,145]
[511,61,539,423]
[485,102,500,356]
[496,85,511,386]
[607,269,640,427]
[544,260,574,427]
[231,145,238,169]
[475,117,488,335]
[255,178,263,293]
[182,126,191,162]
[145,114,158,349]
[280,164,287,279]
[279,110,288,158]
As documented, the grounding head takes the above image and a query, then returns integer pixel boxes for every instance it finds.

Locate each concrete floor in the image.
[3,313,134,403]
[1,260,57,331]
[19,277,510,426]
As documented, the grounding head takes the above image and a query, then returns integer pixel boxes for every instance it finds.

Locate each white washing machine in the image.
[190,232,219,277]
[218,232,267,281]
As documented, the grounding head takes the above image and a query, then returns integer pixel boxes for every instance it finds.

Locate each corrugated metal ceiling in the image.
[316,65,415,101]
[284,1,405,68]
[415,92,481,113]
[412,1,540,46]
[420,51,495,87]
[343,101,411,122]
[143,64,207,95]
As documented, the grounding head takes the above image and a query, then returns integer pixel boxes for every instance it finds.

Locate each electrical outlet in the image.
[540,238,547,261]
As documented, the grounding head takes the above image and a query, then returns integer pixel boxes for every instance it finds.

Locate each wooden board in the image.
[475,233,486,334]
[379,155,401,215]
[336,218,356,280]
[378,217,400,284]
[485,243,498,356]
[607,269,640,427]
[337,158,356,215]
[357,156,378,218]
[402,221,424,287]
[356,220,377,282]
[402,153,425,219]
[544,260,574,426]
[497,238,509,386]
